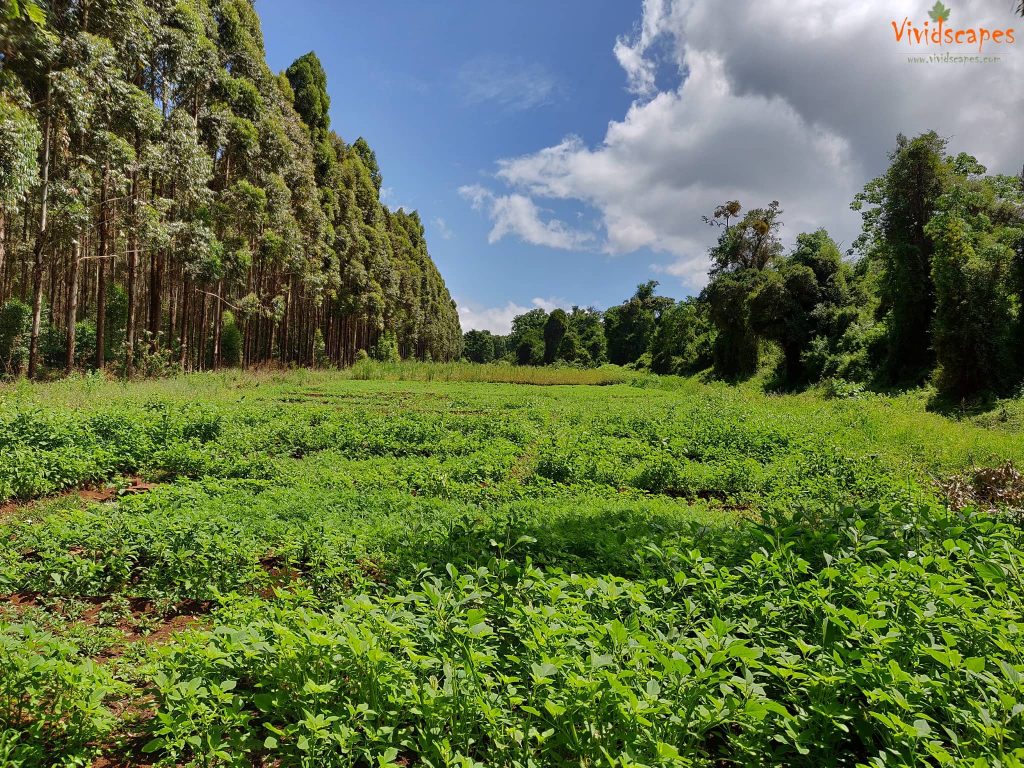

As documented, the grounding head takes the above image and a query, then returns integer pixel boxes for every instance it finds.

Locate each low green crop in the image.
[145,506,1024,767]
[0,623,124,767]
[2,369,1024,766]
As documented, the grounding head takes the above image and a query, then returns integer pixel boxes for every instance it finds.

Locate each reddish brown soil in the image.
[0,477,159,521]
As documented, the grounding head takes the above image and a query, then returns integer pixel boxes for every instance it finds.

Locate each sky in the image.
[257,0,1024,333]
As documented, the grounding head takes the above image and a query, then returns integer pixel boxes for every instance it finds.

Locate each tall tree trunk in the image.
[198,288,208,369]
[213,279,223,369]
[0,206,7,303]
[179,274,189,369]
[148,250,161,349]
[126,173,139,380]
[96,167,109,370]
[27,101,51,381]
[65,238,81,373]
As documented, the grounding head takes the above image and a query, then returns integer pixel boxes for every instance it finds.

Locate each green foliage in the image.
[2,370,1024,764]
[704,269,762,379]
[853,132,951,384]
[0,5,461,381]
[103,284,128,360]
[749,230,853,384]
[371,329,400,363]
[0,623,123,767]
[650,299,713,375]
[39,318,97,371]
[0,299,31,378]
[927,179,1023,399]
[568,306,607,366]
[353,136,383,194]
[708,201,784,275]
[543,308,568,364]
[462,329,497,363]
[286,52,331,135]
[509,308,547,350]
[604,281,671,366]
[147,505,1024,767]
[221,312,243,368]
[0,97,40,205]
[516,331,544,366]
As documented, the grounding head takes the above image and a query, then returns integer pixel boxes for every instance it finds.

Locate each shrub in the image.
[221,312,243,367]
[0,298,31,377]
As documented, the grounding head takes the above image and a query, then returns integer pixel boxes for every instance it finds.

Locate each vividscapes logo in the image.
[892,2,1016,52]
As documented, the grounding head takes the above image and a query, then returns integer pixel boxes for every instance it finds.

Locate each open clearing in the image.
[2,367,1024,767]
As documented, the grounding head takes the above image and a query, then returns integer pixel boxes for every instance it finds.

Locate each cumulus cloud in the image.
[458,184,594,250]
[456,296,571,334]
[457,55,560,111]
[433,217,454,240]
[466,0,1024,291]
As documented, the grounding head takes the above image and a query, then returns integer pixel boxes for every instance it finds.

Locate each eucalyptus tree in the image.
[0,0,461,379]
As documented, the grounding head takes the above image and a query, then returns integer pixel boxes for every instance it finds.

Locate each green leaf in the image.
[543,700,566,717]
[25,2,46,25]
[928,1,951,22]
[975,561,1005,583]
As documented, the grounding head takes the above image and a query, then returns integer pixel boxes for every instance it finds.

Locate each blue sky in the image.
[258,0,671,330]
[257,0,1024,332]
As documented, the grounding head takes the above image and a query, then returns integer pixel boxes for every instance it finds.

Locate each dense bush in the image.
[0,298,30,377]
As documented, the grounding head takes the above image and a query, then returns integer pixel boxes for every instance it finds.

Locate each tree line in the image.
[465,132,1024,401]
[0,0,461,380]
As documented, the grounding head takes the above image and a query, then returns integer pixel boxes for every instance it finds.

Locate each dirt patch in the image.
[81,478,159,504]
[92,747,156,768]
[258,554,304,597]
[2,592,212,656]
[4,591,40,608]
[0,477,159,522]
[91,710,163,768]
[356,556,389,584]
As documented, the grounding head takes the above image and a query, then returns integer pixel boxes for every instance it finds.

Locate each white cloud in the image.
[456,296,572,334]
[457,55,559,111]
[613,0,673,95]
[458,184,593,250]
[433,217,454,240]
[652,254,712,292]
[466,0,1024,291]
[457,300,531,334]
[529,296,569,313]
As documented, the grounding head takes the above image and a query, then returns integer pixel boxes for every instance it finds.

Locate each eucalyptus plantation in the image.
[0,0,461,378]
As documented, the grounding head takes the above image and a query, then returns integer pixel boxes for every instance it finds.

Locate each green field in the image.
[2,366,1024,767]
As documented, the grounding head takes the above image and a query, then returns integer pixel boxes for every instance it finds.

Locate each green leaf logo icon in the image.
[928,1,951,22]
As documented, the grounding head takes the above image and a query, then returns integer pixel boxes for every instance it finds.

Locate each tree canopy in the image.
[461,131,1024,403]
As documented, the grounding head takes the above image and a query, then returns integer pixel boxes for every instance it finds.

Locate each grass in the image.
[345,359,633,385]
[1,366,1023,766]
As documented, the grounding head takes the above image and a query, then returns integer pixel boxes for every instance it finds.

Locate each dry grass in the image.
[939,461,1024,520]
[342,360,631,386]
